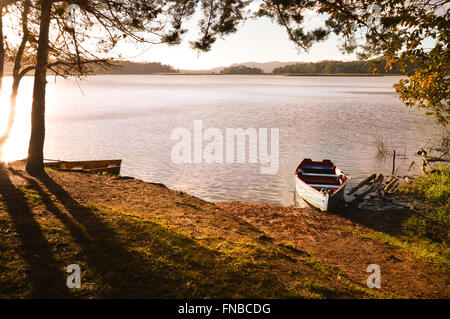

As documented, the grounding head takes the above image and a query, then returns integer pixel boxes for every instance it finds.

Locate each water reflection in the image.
[0,75,445,205]
[0,76,33,162]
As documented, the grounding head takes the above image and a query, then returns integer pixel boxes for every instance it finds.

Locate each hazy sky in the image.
[120,10,356,70]
[4,2,355,71]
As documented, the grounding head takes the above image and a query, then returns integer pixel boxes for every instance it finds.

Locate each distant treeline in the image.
[273,60,406,75]
[106,61,178,74]
[220,65,264,74]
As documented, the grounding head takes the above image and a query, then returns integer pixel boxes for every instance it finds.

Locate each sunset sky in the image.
[2,2,355,71]
[117,5,356,70]
[3,1,444,71]
[121,1,446,70]
[138,17,355,70]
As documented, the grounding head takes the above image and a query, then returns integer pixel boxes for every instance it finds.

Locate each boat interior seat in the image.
[301,172,339,178]
[301,165,335,174]
[300,175,341,186]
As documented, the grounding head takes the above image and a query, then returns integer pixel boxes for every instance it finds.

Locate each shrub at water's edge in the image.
[397,166,450,243]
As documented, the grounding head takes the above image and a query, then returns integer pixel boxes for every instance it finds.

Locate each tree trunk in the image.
[26,0,52,175]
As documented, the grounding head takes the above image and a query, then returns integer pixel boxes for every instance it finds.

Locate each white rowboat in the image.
[294,159,348,211]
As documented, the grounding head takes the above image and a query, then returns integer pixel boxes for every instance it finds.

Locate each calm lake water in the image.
[0,75,445,205]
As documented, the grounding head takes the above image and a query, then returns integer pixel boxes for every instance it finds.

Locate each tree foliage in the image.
[162,0,250,51]
[272,60,408,74]
[220,65,263,74]
[107,61,177,74]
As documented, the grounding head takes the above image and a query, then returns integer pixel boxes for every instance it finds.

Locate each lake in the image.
[0,75,445,205]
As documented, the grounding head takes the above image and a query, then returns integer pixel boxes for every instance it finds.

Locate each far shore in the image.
[1,72,402,77]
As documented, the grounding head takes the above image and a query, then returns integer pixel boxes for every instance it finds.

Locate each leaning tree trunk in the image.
[26,0,52,175]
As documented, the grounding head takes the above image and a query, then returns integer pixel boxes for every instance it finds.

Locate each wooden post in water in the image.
[392,150,396,175]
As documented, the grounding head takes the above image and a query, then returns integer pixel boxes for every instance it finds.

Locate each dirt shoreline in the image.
[0,161,448,298]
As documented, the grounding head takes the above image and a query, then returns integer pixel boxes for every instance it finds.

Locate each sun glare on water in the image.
[0,77,33,163]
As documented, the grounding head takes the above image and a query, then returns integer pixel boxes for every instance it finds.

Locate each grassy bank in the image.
[348,225,449,270]
[397,166,450,243]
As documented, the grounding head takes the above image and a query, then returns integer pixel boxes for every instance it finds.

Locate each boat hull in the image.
[295,177,346,211]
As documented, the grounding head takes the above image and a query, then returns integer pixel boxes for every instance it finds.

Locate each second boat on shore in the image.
[44,159,122,175]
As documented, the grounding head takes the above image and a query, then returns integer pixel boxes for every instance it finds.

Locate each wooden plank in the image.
[347,173,376,195]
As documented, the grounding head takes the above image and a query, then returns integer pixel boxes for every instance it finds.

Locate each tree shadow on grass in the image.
[7,168,298,298]
[0,165,69,298]
[4,167,359,298]
[8,169,197,297]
